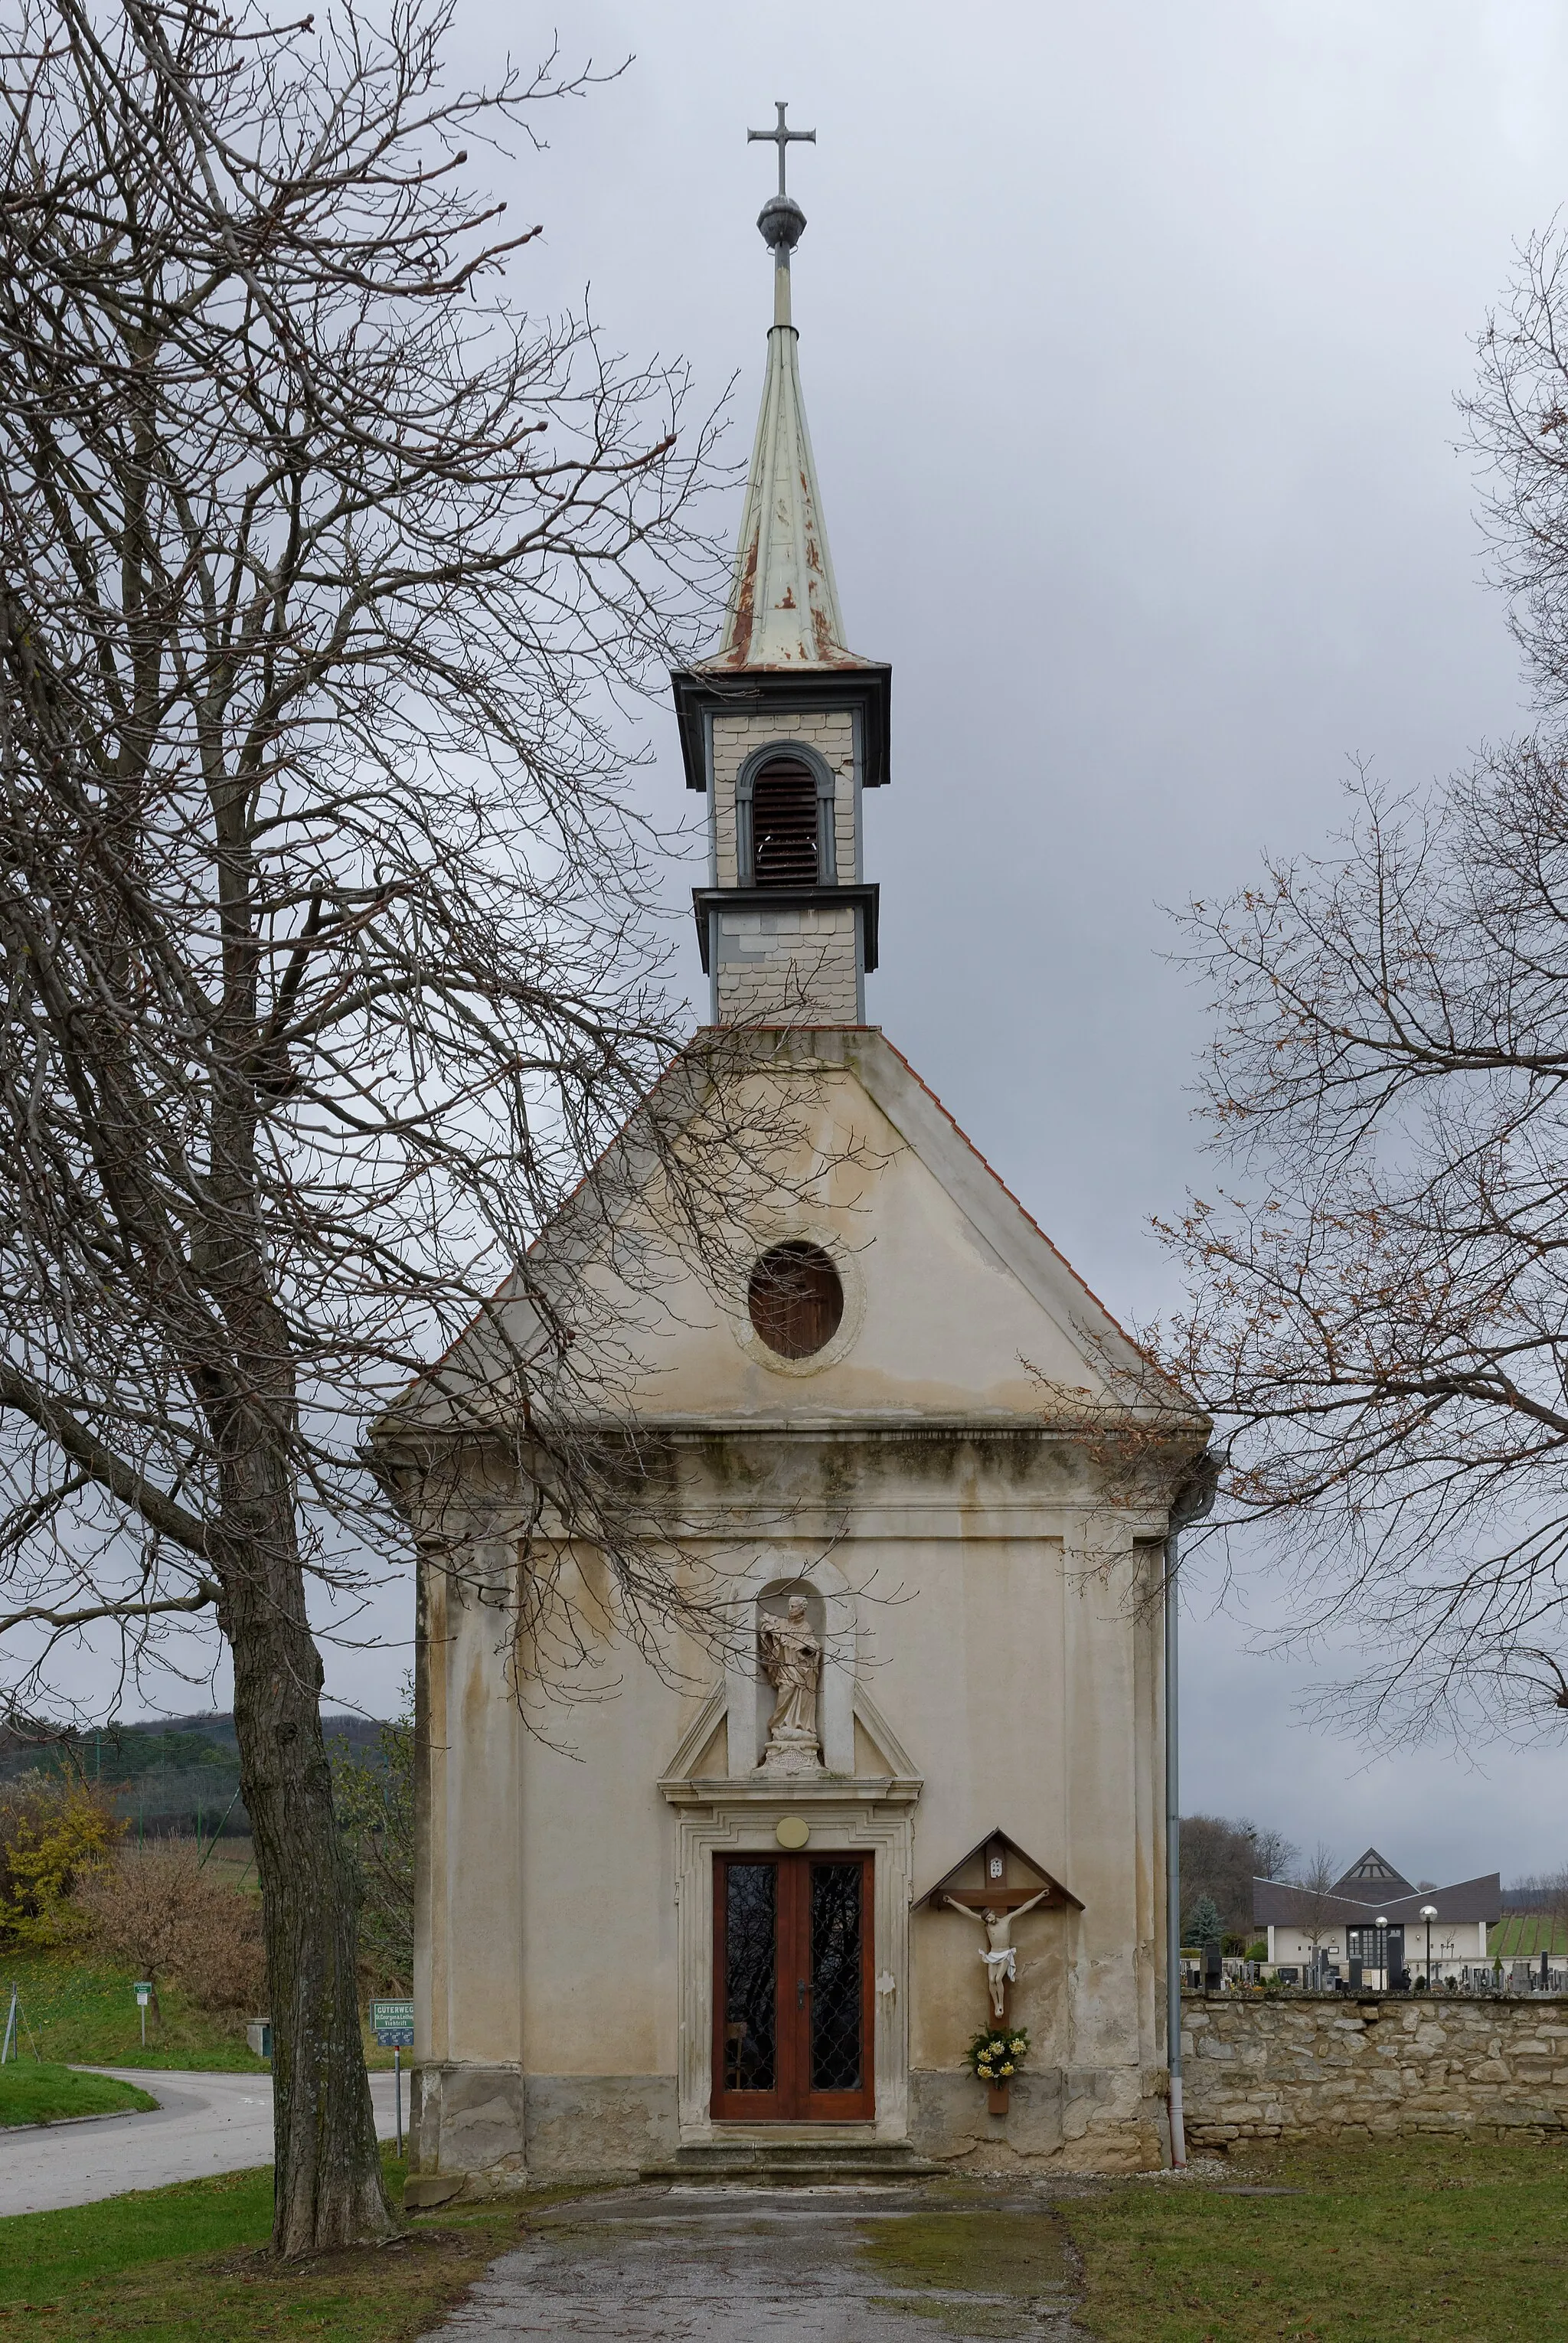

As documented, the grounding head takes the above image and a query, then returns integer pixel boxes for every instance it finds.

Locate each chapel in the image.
[390,121,1208,2194]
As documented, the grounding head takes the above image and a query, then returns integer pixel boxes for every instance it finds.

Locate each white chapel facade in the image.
[392,125,1207,2193]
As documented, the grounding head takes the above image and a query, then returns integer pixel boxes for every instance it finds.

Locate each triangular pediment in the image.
[657,1679,923,1799]
[659,1685,729,1788]
[913,1827,1083,1914]
[390,1028,1204,1448]
[848,1688,920,1785]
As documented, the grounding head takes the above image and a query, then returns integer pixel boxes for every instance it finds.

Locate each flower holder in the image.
[966,2022,1029,2117]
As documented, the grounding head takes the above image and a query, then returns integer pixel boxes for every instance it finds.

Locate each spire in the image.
[704,105,871,673]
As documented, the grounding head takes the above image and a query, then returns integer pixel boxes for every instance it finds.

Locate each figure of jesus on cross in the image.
[939,1888,1052,2021]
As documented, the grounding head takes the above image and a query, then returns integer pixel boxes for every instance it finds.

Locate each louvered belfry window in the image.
[750,757,820,886]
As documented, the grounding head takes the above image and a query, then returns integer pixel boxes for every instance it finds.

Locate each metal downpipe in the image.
[1165,1528,1186,2169]
[1163,1449,1218,2171]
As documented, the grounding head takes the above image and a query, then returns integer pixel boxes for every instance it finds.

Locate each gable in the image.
[394,1028,1202,1443]
[536,1033,1187,1427]
[1256,1873,1502,1928]
[1333,1849,1416,1900]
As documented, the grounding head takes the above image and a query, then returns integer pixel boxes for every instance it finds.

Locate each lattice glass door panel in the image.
[809,1861,863,2093]
[710,1850,874,2122]
[723,1863,777,2093]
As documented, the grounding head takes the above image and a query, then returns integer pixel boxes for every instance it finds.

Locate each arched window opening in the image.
[750,757,819,886]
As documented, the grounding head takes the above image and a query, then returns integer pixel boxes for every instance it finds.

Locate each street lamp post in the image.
[1421,1904,1438,1988]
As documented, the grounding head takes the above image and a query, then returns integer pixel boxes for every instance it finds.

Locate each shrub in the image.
[331,1708,413,1991]
[74,1841,264,2019]
[0,1770,121,1945]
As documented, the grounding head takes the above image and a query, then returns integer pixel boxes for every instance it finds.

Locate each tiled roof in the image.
[1254,1872,1501,1928]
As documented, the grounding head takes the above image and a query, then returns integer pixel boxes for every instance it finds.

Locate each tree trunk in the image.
[221,1439,397,2254]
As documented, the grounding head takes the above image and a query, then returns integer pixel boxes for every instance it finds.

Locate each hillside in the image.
[0,1711,388,1837]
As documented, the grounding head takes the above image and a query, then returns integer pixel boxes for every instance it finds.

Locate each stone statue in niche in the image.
[757,1593,822,1776]
[941,1888,1052,2018]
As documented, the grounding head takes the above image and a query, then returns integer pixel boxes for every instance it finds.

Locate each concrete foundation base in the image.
[410,2062,1163,2190]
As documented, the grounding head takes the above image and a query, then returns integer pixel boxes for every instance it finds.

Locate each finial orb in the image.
[757,193,806,255]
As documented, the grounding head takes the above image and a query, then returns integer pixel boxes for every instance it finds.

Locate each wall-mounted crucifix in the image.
[941,1887,1054,2021]
[916,1830,1082,2025]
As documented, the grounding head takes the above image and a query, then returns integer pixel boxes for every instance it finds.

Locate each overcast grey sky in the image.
[105,2,1568,1884]
[437,0,1563,1887]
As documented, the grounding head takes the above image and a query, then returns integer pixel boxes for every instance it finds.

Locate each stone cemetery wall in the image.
[1181,1991,1568,2145]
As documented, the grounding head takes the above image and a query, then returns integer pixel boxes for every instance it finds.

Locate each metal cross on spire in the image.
[748,101,815,199]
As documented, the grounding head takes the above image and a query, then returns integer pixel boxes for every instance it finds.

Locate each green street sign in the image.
[371,1996,413,2048]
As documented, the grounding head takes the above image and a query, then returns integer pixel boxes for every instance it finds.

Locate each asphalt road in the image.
[0,2067,404,2217]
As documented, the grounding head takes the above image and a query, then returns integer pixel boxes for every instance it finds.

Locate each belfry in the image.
[394,115,1207,2193]
[675,106,887,1028]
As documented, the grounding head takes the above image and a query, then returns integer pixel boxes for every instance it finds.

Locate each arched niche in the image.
[725,1554,856,1777]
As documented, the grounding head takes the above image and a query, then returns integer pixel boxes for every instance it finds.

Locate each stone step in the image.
[641,2139,941,2185]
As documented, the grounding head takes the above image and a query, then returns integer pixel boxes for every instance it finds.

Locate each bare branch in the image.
[0,1581,220,1635]
[1161,282,1568,1746]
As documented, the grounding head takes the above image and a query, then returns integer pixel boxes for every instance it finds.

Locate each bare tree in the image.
[330,1708,413,1992]
[0,0,792,2252]
[1247,1822,1298,1887]
[1178,1812,1297,1939]
[1158,231,1568,1755]
[76,1836,264,2018]
[1292,1843,1340,1973]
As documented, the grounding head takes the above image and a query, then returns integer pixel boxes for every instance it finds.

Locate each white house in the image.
[1254,1848,1498,1982]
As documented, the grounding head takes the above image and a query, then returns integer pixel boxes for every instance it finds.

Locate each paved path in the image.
[420,2179,1090,2342]
[0,2068,403,2217]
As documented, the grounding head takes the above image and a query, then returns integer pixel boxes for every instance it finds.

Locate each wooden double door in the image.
[711,1851,874,2122]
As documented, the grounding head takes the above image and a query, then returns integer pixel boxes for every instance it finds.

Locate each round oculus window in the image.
[746,1240,844,1361]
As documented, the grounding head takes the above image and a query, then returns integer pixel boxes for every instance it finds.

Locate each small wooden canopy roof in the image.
[913,1828,1083,1914]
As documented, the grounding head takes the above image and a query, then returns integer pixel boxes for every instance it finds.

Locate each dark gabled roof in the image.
[1332,1848,1416,1900]
[1254,1872,1502,1928]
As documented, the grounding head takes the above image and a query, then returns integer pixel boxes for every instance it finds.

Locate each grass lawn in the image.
[0,1953,269,2072]
[0,2060,156,2127]
[7,2133,1568,2342]
[1064,2134,1568,2341]
[1490,1913,1568,1959]
[2,2153,557,2343]
[0,1950,403,2074]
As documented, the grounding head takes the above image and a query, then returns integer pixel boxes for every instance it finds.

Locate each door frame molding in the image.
[667,1786,917,2147]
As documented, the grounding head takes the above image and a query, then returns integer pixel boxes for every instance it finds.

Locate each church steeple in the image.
[706,108,859,672]
[671,107,891,1027]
